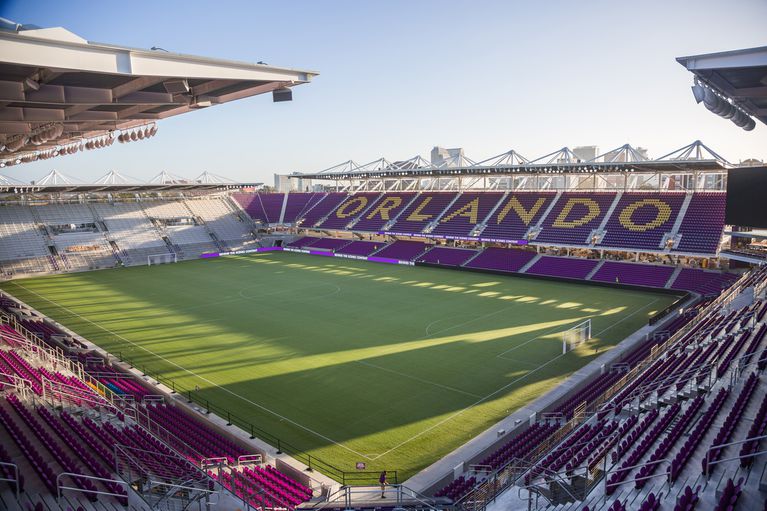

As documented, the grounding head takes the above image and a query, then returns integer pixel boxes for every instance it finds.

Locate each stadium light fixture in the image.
[273,88,293,102]
[691,81,705,104]
[693,80,756,131]
[191,96,213,108]
[24,77,40,91]
[163,79,190,94]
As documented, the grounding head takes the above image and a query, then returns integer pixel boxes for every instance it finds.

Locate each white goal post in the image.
[147,253,178,266]
[562,319,592,354]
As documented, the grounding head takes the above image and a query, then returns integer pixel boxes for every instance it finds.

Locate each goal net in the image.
[562,319,592,354]
[147,253,178,266]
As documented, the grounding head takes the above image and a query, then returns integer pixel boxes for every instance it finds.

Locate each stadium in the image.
[0,9,766,511]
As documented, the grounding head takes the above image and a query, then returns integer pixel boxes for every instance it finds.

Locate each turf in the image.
[0,252,679,481]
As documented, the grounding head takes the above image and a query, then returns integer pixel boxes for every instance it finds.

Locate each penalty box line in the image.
[495,297,663,361]
[368,345,573,461]
[370,296,665,461]
[10,282,376,461]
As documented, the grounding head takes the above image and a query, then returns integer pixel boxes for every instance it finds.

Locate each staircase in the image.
[137,205,173,252]
[223,196,260,235]
[107,240,124,265]
[664,193,695,251]
[472,191,510,237]
[518,253,542,274]
[594,191,625,243]
[461,247,486,267]
[314,195,358,228]
[381,193,422,231]
[665,266,683,289]
[423,192,463,234]
[278,192,289,224]
[585,259,606,280]
[293,193,330,227]
[526,190,563,241]
[180,202,226,252]
[346,193,384,229]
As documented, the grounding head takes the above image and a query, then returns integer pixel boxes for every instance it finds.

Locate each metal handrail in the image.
[56,471,129,501]
[0,461,20,498]
[201,457,228,469]
[704,433,767,474]
[237,453,263,465]
[0,371,33,397]
[603,457,671,495]
[5,313,212,465]
[1,311,80,378]
[606,361,716,413]
[521,465,586,504]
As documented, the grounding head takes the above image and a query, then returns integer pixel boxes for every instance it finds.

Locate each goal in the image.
[562,319,592,354]
[147,253,178,266]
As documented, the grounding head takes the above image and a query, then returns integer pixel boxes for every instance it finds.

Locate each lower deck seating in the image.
[304,237,352,250]
[0,317,314,511]
[417,246,478,267]
[335,240,384,256]
[591,261,675,288]
[670,268,739,296]
[0,257,55,277]
[525,255,599,279]
[436,269,767,509]
[372,240,429,260]
[464,247,537,273]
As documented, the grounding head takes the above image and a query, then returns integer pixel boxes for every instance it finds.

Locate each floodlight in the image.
[691,83,705,103]
[24,77,40,91]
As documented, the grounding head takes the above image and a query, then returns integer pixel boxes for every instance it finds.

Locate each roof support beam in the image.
[0,107,64,121]
[111,76,166,99]
[190,79,241,96]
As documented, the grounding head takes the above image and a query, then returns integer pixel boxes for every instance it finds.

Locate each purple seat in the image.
[525,256,599,279]
[464,247,536,273]
[431,192,504,237]
[388,192,458,234]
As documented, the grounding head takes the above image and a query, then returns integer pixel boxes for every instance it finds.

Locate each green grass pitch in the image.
[0,252,680,481]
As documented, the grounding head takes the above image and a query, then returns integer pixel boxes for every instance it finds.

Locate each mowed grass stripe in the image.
[0,252,679,479]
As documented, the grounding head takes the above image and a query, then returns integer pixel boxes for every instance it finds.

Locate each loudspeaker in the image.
[163,79,190,94]
[272,88,293,102]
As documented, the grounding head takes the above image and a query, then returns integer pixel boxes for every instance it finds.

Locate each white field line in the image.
[495,297,663,360]
[424,304,517,337]
[369,296,665,460]
[368,346,572,460]
[11,271,667,463]
[10,281,374,461]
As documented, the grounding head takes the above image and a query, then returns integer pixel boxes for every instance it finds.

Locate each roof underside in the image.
[677,46,767,126]
[0,168,260,195]
[0,182,260,195]
[0,24,317,166]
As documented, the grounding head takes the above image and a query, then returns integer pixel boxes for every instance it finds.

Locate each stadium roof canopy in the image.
[0,169,260,195]
[295,141,731,180]
[0,19,317,168]
[677,45,767,128]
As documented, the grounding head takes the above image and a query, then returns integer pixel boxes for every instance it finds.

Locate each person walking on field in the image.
[379,470,387,498]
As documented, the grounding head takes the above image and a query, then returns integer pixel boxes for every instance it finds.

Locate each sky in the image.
[1,0,766,184]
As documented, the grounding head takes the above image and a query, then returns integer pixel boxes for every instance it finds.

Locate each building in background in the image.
[274,172,314,192]
[572,146,599,162]
[430,146,464,166]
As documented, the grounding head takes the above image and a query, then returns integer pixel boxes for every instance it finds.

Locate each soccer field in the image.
[0,252,680,481]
